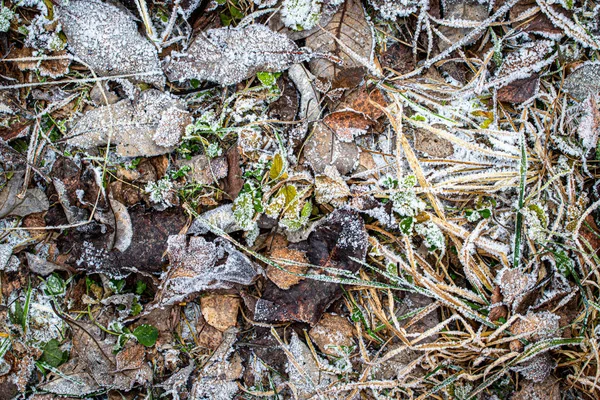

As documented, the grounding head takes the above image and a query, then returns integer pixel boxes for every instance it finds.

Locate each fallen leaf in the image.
[564,61,600,101]
[323,110,371,142]
[284,331,332,398]
[309,313,355,356]
[58,0,164,86]
[510,0,564,39]
[10,47,70,78]
[306,0,374,82]
[369,0,419,19]
[166,24,311,85]
[303,121,360,175]
[66,89,187,157]
[0,172,49,219]
[157,235,259,306]
[314,165,351,206]
[266,246,309,290]
[254,209,368,324]
[497,74,540,103]
[413,127,455,158]
[179,154,228,186]
[512,377,560,400]
[437,0,489,52]
[190,328,244,399]
[200,294,240,331]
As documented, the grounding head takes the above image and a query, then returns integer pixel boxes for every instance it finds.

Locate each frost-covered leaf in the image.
[496,267,537,312]
[315,165,350,206]
[306,0,374,81]
[66,89,187,157]
[493,40,555,89]
[158,235,259,306]
[304,121,360,175]
[255,209,368,324]
[284,331,332,398]
[190,328,243,400]
[323,110,371,142]
[58,0,164,86]
[281,0,323,31]
[368,0,419,20]
[166,24,312,85]
[437,0,489,52]
[564,61,600,101]
[188,203,242,235]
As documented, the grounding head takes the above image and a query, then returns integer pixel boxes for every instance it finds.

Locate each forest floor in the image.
[1,0,600,399]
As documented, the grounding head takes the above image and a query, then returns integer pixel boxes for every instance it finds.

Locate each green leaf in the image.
[41,339,68,367]
[479,208,491,219]
[280,185,297,207]
[133,324,158,347]
[399,217,414,235]
[45,274,66,296]
[135,281,147,295]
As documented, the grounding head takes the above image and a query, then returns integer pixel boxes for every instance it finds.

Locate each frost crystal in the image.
[281,0,323,31]
[58,0,164,86]
[145,178,174,208]
[0,6,14,32]
[390,176,426,217]
[233,192,258,231]
[368,0,420,19]
[415,221,445,252]
[166,24,312,85]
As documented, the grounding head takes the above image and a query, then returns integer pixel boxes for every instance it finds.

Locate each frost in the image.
[415,221,445,252]
[281,0,323,31]
[145,178,175,209]
[565,62,600,100]
[159,236,259,306]
[0,6,14,32]
[58,0,164,86]
[369,0,420,19]
[315,165,350,206]
[66,89,187,157]
[189,204,242,235]
[390,176,426,217]
[166,24,312,85]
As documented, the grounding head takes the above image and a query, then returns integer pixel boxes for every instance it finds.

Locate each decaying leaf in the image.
[437,0,489,52]
[564,61,600,101]
[306,0,374,82]
[190,328,244,400]
[158,235,259,306]
[0,172,49,219]
[178,154,228,186]
[166,24,312,85]
[497,74,540,104]
[58,0,164,86]
[369,0,419,20]
[10,47,70,78]
[284,331,332,399]
[308,313,355,356]
[303,121,360,175]
[323,110,371,142]
[496,267,537,313]
[266,242,309,290]
[201,294,240,332]
[494,41,555,89]
[66,89,188,157]
[314,165,350,205]
[254,209,368,324]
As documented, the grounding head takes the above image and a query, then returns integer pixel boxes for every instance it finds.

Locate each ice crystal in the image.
[145,178,174,208]
[166,24,312,85]
[390,176,426,217]
[0,6,14,32]
[369,0,420,19]
[58,0,164,86]
[415,221,445,252]
[281,0,323,31]
[233,192,258,231]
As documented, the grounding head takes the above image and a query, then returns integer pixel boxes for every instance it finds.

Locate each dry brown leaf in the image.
[323,110,371,142]
[200,294,240,332]
[306,0,374,82]
[309,313,355,356]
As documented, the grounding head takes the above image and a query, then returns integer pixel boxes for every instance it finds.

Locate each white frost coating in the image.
[153,106,191,147]
[188,203,242,235]
[166,24,312,85]
[160,236,258,306]
[368,0,420,19]
[284,331,332,398]
[58,0,164,86]
[281,0,323,31]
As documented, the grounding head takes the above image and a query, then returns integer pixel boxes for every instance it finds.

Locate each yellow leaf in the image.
[269,153,287,180]
[279,185,297,207]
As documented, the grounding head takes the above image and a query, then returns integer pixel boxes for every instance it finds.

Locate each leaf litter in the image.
[1,0,600,399]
